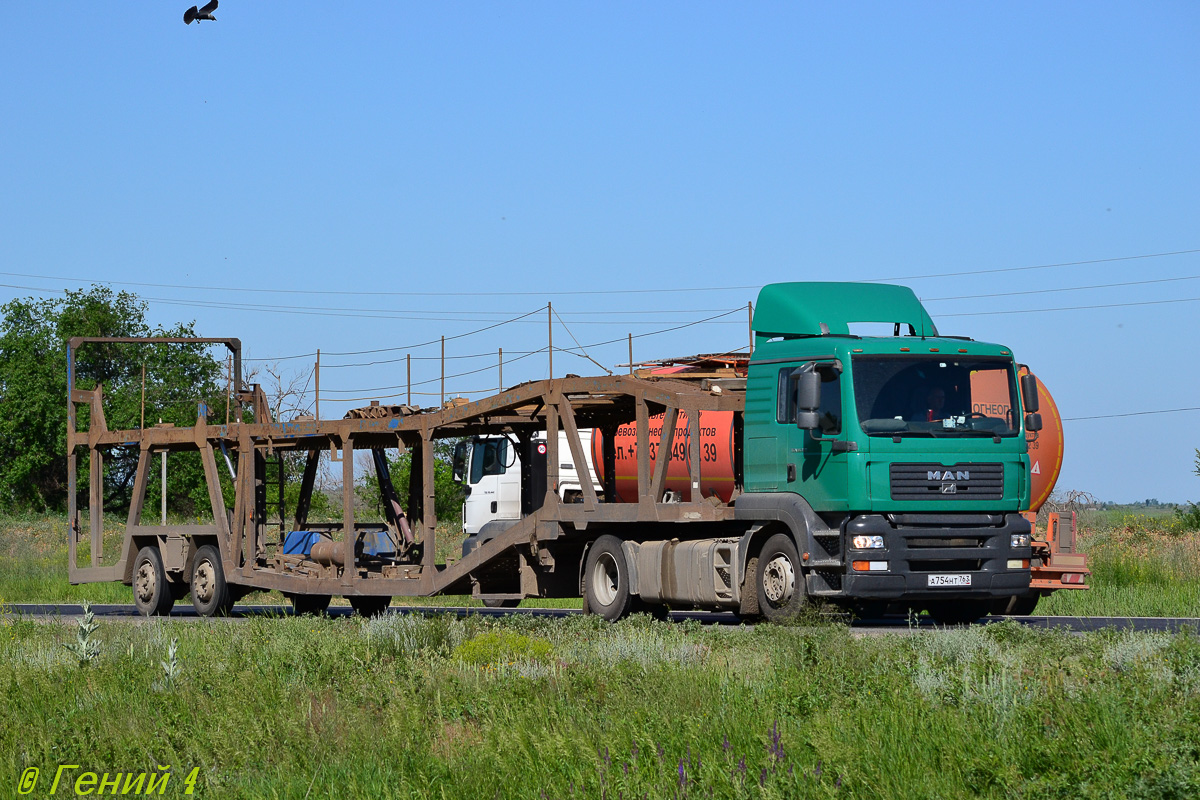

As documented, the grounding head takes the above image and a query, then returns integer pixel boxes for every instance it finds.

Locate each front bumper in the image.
[838,513,1032,600]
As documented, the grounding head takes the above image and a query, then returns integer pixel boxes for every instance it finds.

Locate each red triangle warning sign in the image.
[1031,461,1041,475]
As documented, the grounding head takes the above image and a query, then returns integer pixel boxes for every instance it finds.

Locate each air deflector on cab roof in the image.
[752,282,939,338]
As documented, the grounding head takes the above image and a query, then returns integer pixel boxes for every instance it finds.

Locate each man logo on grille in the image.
[928,470,969,481]
[940,483,957,494]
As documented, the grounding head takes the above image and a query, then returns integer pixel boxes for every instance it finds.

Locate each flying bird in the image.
[183,0,218,24]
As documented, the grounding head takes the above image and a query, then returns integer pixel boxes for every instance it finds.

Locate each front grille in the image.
[908,559,984,572]
[907,537,987,549]
[890,463,1003,501]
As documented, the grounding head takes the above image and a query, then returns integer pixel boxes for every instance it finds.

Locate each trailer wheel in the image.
[755,534,806,623]
[349,596,391,617]
[288,593,332,616]
[482,598,521,608]
[190,545,234,617]
[583,535,632,622]
[926,599,990,625]
[132,546,175,617]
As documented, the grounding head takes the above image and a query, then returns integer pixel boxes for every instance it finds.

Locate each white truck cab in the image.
[457,432,600,536]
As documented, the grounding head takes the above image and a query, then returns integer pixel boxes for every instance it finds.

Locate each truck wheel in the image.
[132,546,175,617]
[349,596,391,617]
[288,593,332,616]
[926,599,990,625]
[755,534,806,623]
[852,601,890,621]
[583,535,632,622]
[482,598,521,608]
[190,544,234,617]
[992,593,1039,616]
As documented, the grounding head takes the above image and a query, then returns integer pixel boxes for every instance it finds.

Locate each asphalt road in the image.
[7,603,1200,633]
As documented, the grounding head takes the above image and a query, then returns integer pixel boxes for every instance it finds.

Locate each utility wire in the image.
[4,247,1197,299]
[936,295,1200,317]
[1064,407,1200,421]
[322,307,744,397]
[320,347,548,396]
[552,306,612,375]
[922,274,1200,303]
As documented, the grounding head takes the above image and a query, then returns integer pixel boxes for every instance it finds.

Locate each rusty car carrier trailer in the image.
[66,336,753,619]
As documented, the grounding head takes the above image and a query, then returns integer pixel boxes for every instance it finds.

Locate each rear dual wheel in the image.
[190,544,234,617]
[583,535,632,622]
[349,596,392,617]
[289,593,332,616]
[133,546,175,617]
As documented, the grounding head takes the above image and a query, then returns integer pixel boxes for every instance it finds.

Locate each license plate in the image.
[927,574,971,587]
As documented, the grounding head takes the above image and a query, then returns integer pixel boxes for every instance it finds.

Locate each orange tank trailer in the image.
[591,411,738,503]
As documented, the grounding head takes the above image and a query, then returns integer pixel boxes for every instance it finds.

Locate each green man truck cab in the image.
[737,282,1040,623]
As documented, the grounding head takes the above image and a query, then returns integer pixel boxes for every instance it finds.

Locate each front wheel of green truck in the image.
[992,592,1040,616]
[926,599,991,626]
[756,533,807,623]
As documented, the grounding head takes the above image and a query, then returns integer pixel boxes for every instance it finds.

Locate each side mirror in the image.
[1025,413,1043,432]
[1020,373,1040,414]
[452,442,467,483]
[794,369,821,430]
[795,410,820,430]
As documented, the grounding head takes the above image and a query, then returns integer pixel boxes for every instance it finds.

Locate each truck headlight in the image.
[1010,533,1031,548]
[852,535,884,549]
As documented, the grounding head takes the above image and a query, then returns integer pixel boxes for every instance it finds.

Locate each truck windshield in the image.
[852,355,1020,437]
[469,438,509,484]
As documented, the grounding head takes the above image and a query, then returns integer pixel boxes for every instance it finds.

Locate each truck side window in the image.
[817,367,842,435]
[469,439,508,484]
[777,364,842,434]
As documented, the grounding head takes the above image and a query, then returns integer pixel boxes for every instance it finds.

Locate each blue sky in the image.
[1,3,1198,502]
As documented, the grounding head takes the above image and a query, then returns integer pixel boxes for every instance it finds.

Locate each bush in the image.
[452,630,553,666]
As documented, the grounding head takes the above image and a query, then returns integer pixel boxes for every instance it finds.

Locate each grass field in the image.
[1039,512,1200,618]
[3,513,1200,797]
[3,609,1200,798]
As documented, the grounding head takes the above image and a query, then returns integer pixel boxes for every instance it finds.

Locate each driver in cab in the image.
[908,386,947,422]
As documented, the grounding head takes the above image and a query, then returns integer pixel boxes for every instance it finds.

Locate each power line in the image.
[4,247,1197,299]
[320,347,548,396]
[878,248,1200,283]
[936,295,1200,318]
[321,307,745,396]
[922,274,1200,303]
[1065,410,1200,422]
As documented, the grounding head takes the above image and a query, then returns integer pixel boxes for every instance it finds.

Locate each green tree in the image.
[0,286,224,513]
[356,440,466,523]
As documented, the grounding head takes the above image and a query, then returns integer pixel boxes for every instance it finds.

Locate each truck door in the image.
[781,362,849,511]
[463,437,515,535]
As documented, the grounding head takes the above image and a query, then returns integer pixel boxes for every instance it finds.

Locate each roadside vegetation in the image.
[3,609,1199,798]
[1039,509,1200,618]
